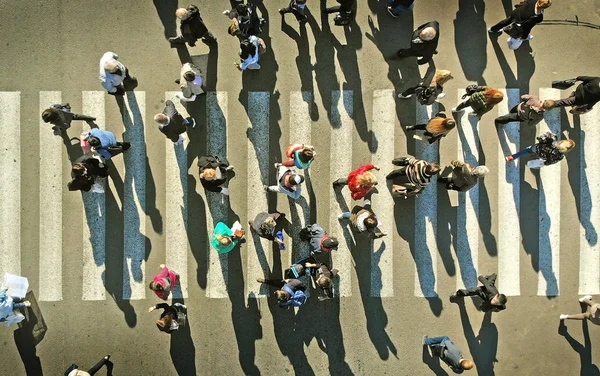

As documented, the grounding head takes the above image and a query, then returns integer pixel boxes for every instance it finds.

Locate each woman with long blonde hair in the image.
[398,69,454,105]
[405,111,456,144]
[506,132,574,168]
[333,163,380,200]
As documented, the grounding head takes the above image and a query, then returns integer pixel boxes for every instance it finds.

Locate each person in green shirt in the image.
[211,221,245,253]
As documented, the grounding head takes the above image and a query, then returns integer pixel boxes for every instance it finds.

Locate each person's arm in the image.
[357,163,377,174]
[427,134,443,144]
[576,76,598,83]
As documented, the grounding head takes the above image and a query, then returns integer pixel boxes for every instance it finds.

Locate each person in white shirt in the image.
[99,52,136,96]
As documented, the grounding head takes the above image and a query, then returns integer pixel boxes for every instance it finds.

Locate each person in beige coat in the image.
[438,161,488,192]
[175,63,204,102]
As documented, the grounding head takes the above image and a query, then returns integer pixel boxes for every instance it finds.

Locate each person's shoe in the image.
[397,93,412,99]
[560,314,569,320]
[452,107,463,113]
[505,155,514,162]
[263,185,269,192]
[468,111,479,118]
[189,118,196,128]
[579,295,593,303]
[527,34,533,40]
[122,142,131,151]
[405,125,415,131]
[488,28,502,35]
[337,213,346,220]
[225,165,234,171]
[257,278,265,283]
[274,162,282,169]
[437,93,446,99]
[23,301,31,308]
[449,293,459,302]
[279,8,286,15]
[422,335,428,346]
[386,7,398,18]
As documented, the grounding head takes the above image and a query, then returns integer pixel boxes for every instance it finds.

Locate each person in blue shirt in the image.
[423,335,474,374]
[86,128,130,160]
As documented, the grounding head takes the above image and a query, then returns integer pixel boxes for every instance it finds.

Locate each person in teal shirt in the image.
[211,221,245,253]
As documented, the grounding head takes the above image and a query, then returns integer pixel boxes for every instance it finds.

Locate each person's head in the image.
[419,27,437,41]
[240,39,256,59]
[41,108,60,123]
[542,99,556,109]
[434,70,454,86]
[425,162,441,176]
[288,173,305,186]
[492,293,508,306]
[175,8,189,20]
[364,215,378,229]
[460,359,475,370]
[228,19,241,36]
[556,139,575,154]
[149,281,163,291]
[317,276,333,289]
[216,234,233,247]
[472,165,489,177]
[263,216,276,226]
[299,146,316,163]
[72,164,87,177]
[443,119,456,130]
[87,136,101,148]
[275,290,288,302]
[357,171,377,188]
[103,60,119,73]
[484,89,504,105]
[236,4,249,17]
[156,314,173,332]
[183,70,195,82]
[154,113,169,125]
[322,237,339,251]
[200,168,217,181]
[537,0,552,9]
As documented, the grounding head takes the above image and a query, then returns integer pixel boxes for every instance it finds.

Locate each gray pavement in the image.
[0,0,599,375]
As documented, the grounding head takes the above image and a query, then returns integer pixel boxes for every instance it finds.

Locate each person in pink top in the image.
[332,163,380,200]
[149,264,179,300]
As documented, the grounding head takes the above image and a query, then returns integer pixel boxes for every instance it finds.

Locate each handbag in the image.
[552,79,577,90]
[507,37,524,50]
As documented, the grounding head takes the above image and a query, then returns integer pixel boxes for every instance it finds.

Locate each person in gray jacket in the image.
[438,161,488,192]
[495,94,552,127]
[154,100,195,144]
[99,52,136,96]
[41,103,96,132]
[422,335,474,374]
[299,223,339,256]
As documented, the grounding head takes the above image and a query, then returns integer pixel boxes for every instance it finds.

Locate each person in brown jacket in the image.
[495,94,552,127]
[338,200,386,239]
[438,161,488,192]
[405,111,456,144]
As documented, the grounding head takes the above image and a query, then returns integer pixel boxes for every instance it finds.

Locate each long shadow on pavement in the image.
[558,320,600,376]
[458,300,498,375]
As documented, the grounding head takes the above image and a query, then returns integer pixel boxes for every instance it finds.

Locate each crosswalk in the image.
[0,88,599,302]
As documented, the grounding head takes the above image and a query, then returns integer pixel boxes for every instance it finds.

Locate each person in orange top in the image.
[332,163,380,200]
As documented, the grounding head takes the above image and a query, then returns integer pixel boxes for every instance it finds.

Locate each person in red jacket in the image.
[332,164,380,200]
[149,264,179,300]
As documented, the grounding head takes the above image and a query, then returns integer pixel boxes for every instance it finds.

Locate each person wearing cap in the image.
[198,155,234,196]
[65,355,113,376]
[169,4,217,47]
[450,273,508,312]
[332,163,380,201]
[256,276,306,307]
[249,212,286,247]
[391,21,440,65]
[149,302,187,334]
[299,223,339,256]
[84,128,130,160]
[438,161,488,192]
[279,0,308,21]
[175,63,204,102]
[154,100,196,145]
[265,164,304,200]
[422,335,475,374]
[338,200,387,239]
[41,103,96,133]
[149,264,179,301]
[99,51,136,96]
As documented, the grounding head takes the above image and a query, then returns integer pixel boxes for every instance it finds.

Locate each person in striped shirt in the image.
[386,156,440,198]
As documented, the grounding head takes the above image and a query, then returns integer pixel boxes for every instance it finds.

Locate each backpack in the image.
[416,86,437,105]
[280,285,307,307]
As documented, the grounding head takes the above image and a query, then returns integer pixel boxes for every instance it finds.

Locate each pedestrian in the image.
[323,0,355,26]
[386,156,440,198]
[65,355,113,376]
[398,69,453,103]
[99,52,137,96]
[299,223,339,256]
[154,100,196,145]
[495,94,552,127]
[488,0,551,50]
[405,111,456,144]
[422,335,475,374]
[169,4,217,47]
[284,257,338,301]
[41,103,96,133]
[223,2,264,37]
[560,295,600,325]
[149,264,179,301]
[235,35,266,71]
[453,85,504,119]
[67,152,109,193]
[212,221,245,254]
[82,128,131,160]
[332,163,380,200]
[338,200,387,239]
[505,131,575,168]
[149,302,188,334]
[391,21,439,65]
[248,212,286,247]
[279,143,316,169]
[279,0,308,21]
[438,161,488,192]
[198,155,234,196]
[175,63,204,102]
[386,0,414,18]
[450,273,507,312]
[265,164,304,200]
[284,257,319,280]
[0,286,30,327]
[256,277,307,307]
[549,76,600,114]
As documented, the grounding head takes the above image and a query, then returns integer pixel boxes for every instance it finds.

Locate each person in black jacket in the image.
[41,103,95,133]
[279,0,307,21]
[169,4,217,46]
[391,21,439,65]
[450,273,507,312]
[67,152,109,192]
[323,0,355,25]
[198,155,233,195]
[505,132,575,167]
[488,0,551,39]
[154,100,196,144]
[148,302,187,334]
[550,76,600,113]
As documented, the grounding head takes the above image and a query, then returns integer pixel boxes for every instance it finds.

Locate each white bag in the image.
[1,273,28,299]
[507,37,524,50]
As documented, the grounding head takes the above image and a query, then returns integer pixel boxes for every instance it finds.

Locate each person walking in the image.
[41,103,96,133]
[284,257,338,301]
[256,277,307,307]
[0,286,30,326]
[149,302,188,334]
[265,164,304,200]
[405,111,456,144]
[279,0,308,21]
[453,85,504,119]
[386,0,414,18]
[235,35,266,71]
[198,155,234,196]
[67,152,109,193]
[249,212,286,247]
[323,0,355,26]
[549,76,600,114]
[386,156,440,198]
[65,355,113,376]
[391,21,439,65]
[338,200,386,239]
[560,296,600,325]
[397,69,453,104]
[450,273,508,312]
[279,143,316,169]
[505,132,575,168]
[488,0,551,50]
[175,63,204,102]
[212,221,245,254]
[99,52,137,96]
[422,335,475,374]
[299,223,339,256]
[495,94,551,127]
[82,128,131,160]
[223,2,264,37]
[332,163,380,201]
[149,264,179,301]
[438,161,488,192]
[169,4,217,47]
[154,100,196,145]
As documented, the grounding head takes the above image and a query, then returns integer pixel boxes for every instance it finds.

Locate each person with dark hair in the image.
[169,4,217,46]
[422,335,475,374]
[323,0,355,26]
[175,63,204,102]
[488,0,551,50]
[223,2,264,37]
[450,273,508,312]
[149,302,187,334]
[249,211,286,247]
[235,35,266,71]
[453,86,504,119]
[198,155,234,196]
[279,0,308,21]
[265,164,304,200]
[149,264,179,301]
[338,200,386,239]
[386,156,440,198]
[256,277,307,307]
[405,111,456,144]
[438,161,488,192]
[386,0,414,18]
[549,76,600,114]
[495,94,552,127]
[67,152,109,193]
[299,223,339,256]
[279,143,316,169]
[391,21,439,65]
[41,104,95,133]
[64,355,113,376]
[284,257,338,301]
[154,100,195,144]
[84,128,130,160]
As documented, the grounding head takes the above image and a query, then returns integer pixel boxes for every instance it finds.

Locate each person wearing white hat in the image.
[265,164,304,200]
